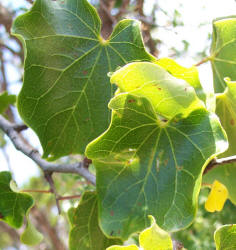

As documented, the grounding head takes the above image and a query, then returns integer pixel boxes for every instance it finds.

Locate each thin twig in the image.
[58,195,81,201]
[0,42,20,57]
[203,156,236,175]
[135,0,159,57]
[0,115,96,185]
[44,172,61,214]
[194,56,210,67]
[22,189,81,201]
[115,0,130,19]
[12,124,28,132]
[21,189,52,194]
[99,0,116,24]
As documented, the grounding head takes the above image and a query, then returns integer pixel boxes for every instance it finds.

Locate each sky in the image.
[0,0,236,186]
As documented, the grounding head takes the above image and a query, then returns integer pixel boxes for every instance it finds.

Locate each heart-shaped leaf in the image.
[210,16,236,93]
[20,220,43,246]
[214,224,236,250]
[204,78,236,204]
[86,90,227,239]
[0,171,34,228]
[12,0,154,159]
[69,191,122,250]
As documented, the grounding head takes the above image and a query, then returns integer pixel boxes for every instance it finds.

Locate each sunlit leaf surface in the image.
[204,78,236,204]
[86,64,227,239]
[12,0,154,159]
[214,224,236,250]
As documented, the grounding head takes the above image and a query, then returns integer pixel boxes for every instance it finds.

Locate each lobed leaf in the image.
[214,224,236,250]
[86,91,227,239]
[156,58,206,102]
[107,216,172,250]
[210,16,236,93]
[110,62,204,120]
[139,216,173,250]
[0,171,34,228]
[12,0,155,160]
[69,191,122,250]
[204,78,236,204]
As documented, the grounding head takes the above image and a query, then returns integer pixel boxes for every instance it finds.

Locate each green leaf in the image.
[107,216,172,250]
[0,91,16,114]
[210,16,236,93]
[156,58,206,102]
[86,92,227,239]
[110,62,204,120]
[139,216,173,250]
[0,171,34,228]
[68,207,76,226]
[214,224,236,250]
[12,0,155,160]
[69,191,122,250]
[204,78,236,204]
[20,220,43,246]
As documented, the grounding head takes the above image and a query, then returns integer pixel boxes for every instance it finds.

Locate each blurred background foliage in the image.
[0,0,235,249]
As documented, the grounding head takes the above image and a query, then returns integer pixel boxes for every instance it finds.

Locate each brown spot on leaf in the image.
[158,87,162,90]
[230,119,235,126]
[0,213,4,219]
[137,202,142,206]
[83,70,88,75]
[176,165,183,171]
[110,210,114,216]
[161,118,168,122]
[128,99,136,103]
[118,230,120,235]
[164,159,169,166]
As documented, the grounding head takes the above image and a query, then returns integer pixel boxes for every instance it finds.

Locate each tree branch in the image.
[44,172,61,214]
[135,0,159,57]
[203,156,236,175]
[0,115,96,185]
[2,112,235,185]
[115,0,130,20]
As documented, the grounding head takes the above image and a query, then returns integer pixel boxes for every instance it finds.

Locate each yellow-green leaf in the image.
[20,220,43,246]
[214,224,236,250]
[156,58,206,102]
[110,62,204,120]
[107,245,139,250]
[204,78,236,204]
[139,216,173,250]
